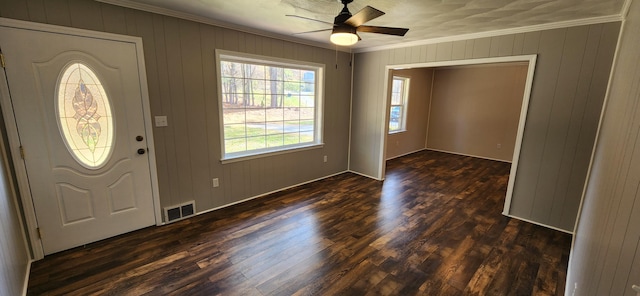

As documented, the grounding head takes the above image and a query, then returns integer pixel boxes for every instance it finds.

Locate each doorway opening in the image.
[379,55,537,216]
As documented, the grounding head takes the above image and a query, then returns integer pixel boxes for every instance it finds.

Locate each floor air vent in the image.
[164,201,196,223]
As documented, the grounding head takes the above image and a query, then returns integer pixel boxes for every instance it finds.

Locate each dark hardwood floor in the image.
[27,150,571,295]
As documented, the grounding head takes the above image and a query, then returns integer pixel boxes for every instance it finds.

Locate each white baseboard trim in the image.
[385,148,427,161]
[347,169,384,181]
[173,170,350,223]
[22,259,32,296]
[502,212,573,234]
[425,148,512,163]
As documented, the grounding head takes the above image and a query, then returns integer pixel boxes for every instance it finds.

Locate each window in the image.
[389,76,409,133]
[217,50,324,161]
[56,62,114,169]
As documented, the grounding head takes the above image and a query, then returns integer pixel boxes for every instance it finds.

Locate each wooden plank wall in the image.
[0,125,29,295]
[0,0,352,217]
[567,0,640,294]
[351,23,620,231]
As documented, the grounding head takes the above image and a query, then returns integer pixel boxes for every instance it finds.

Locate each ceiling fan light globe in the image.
[330,32,358,46]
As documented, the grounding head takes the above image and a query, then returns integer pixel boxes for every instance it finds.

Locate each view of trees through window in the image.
[389,76,409,133]
[219,58,319,157]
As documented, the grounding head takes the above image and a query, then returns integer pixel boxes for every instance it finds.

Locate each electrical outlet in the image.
[323,155,327,163]
[212,178,219,188]
[497,143,502,149]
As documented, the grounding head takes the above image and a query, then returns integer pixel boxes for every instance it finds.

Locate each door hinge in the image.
[0,53,5,68]
[36,227,42,239]
[19,146,25,159]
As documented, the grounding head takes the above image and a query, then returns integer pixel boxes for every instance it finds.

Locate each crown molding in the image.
[354,14,624,53]
[96,0,352,53]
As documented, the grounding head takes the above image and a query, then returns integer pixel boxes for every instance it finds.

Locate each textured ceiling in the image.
[117,0,625,50]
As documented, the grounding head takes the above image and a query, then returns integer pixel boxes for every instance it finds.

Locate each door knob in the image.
[136,135,144,141]
[137,148,146,155]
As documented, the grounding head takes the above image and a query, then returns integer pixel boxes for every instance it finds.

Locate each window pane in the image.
[391,79,404,105]
[245,108,265,122]
[300,131,314,143]
[284,109,300,121]
[388,76,409,133]
[284,69,301,81]
[246,123,266,137]
[253,94,267,107]
[300,95,314,107]
[225,138,247,153]
[265,122,284,135]
[391,92,401,105]
[223,108,246,124]
[392,79,402,93]
[57,62,114,169]
[300,120,314,132]
[219,52,322,159]
[389,106,402,131]
[284,120,300,133]
[284,95,300,108]
[301,83,314,94]
[249,65,265,79]
[221,61,241,78]
[266,134,283,147]
[266,108,284,121]
[299,107,315,120]
[246,136,266,150]
[283,133,300,145]
[224,124,246,139]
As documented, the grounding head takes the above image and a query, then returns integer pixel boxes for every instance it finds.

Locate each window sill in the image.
[220,143,325,164]
[389,130,407,135]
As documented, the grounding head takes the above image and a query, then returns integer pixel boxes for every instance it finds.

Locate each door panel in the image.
[0,26,156,255]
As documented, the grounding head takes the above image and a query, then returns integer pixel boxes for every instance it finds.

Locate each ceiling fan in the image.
[286,0,409,46]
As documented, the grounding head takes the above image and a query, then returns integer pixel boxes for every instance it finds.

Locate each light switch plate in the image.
[155,116,168,127]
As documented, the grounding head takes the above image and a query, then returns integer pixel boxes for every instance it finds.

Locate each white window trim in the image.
[215,49,325,163]
[389,76,410,134]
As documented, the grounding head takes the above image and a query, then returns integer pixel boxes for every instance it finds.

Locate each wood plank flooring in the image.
[27,150,572,295]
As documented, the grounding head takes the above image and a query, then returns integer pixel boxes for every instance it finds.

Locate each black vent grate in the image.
[164,201,196,223]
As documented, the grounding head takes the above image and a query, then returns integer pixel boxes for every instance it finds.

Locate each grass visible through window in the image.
[217,52,323,159]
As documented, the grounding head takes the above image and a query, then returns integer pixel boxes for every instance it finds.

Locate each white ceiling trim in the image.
[355,14,623,53]
[96,0,353,53]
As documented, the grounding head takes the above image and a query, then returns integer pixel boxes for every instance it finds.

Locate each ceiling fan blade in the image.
[285,15,334,26]
[356,25,409,36]
[293,28,332,35]
[344,6,384,27]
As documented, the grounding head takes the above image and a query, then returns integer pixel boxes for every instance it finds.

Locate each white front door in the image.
[0,25,157,255]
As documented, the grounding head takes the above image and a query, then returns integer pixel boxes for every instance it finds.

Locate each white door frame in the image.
[378,55,538,218]
[0,17,162,260]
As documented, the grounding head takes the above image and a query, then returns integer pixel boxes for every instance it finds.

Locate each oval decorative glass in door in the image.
[56,62,114,169]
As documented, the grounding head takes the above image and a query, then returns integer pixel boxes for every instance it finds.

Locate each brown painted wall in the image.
[427,63,528,162]
[0,127,29,296]
[386,68,433,159]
